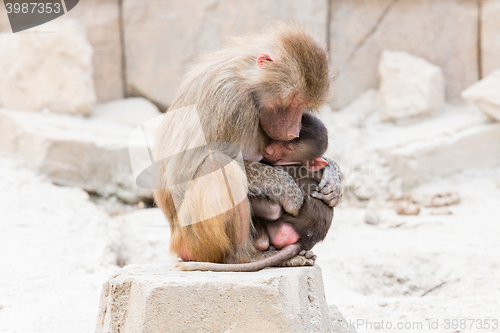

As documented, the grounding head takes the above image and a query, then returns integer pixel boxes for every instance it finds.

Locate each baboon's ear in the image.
[257,53,276,69]
[306,157,328,172]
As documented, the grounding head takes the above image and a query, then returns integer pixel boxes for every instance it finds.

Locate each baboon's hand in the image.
[245,161,304,216]
[311,157,343,207]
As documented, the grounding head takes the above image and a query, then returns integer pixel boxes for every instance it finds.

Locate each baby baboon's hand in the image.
[312,157,343,207]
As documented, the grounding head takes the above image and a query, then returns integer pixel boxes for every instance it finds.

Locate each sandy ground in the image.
[0,156,119,333]
[315,169,500,332]
[1,94,499,332]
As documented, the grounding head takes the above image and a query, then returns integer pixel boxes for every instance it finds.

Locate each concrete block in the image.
[462,69,500,122]
[96,262,339,333]
[0,98,160,201]
[378,51,444,122]
[380,123,500,185]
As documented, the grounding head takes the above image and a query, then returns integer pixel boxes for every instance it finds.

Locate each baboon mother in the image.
[154,24,342,265]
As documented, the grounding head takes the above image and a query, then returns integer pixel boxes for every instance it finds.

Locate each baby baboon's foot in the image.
[279,250,316,267]
[299,250,317,261]
[252,248,316,267]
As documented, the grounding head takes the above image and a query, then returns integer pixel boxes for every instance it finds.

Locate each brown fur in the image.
[154,24,330,265]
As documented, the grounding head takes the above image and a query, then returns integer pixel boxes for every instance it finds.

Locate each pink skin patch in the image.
[267,222,300,249]
[179,248,194,262]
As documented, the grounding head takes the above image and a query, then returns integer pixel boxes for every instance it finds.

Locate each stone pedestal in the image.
[95,262,350,333]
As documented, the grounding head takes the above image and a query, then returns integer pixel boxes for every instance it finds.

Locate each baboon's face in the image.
[259,95,305,142]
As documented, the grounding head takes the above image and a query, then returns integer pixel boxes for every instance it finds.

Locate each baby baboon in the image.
[253,113,333,253]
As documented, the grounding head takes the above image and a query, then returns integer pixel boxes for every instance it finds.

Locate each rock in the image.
[122,0,328,108]
[365,209,382,225]
[380,123,500,185]
[96,262,338,333]
[0,105,154,202]
[412,191,460,208]
[66,0,124,102]
[115,208,170,266]
[329,0,479,109]
[395,201,420,216]
[378,51,445,122]
[462,69,500,122]
[0,19,96,115]
[92,97,161,127]
[481,0,500,77]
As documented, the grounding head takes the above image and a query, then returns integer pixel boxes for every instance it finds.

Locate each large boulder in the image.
[0,98,160,202]
[461,69,500,122]
[481,0,500,77]
[0,0,125,103]
[96,262,347,333]
[329,0,479,109]
[122,0,328,109]
[378,51,445,122]
[0,19,96,115]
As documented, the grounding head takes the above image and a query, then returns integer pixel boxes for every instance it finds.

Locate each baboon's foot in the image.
[252,248,316,267]
[254,249,317,267]
[278,250,316,267]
